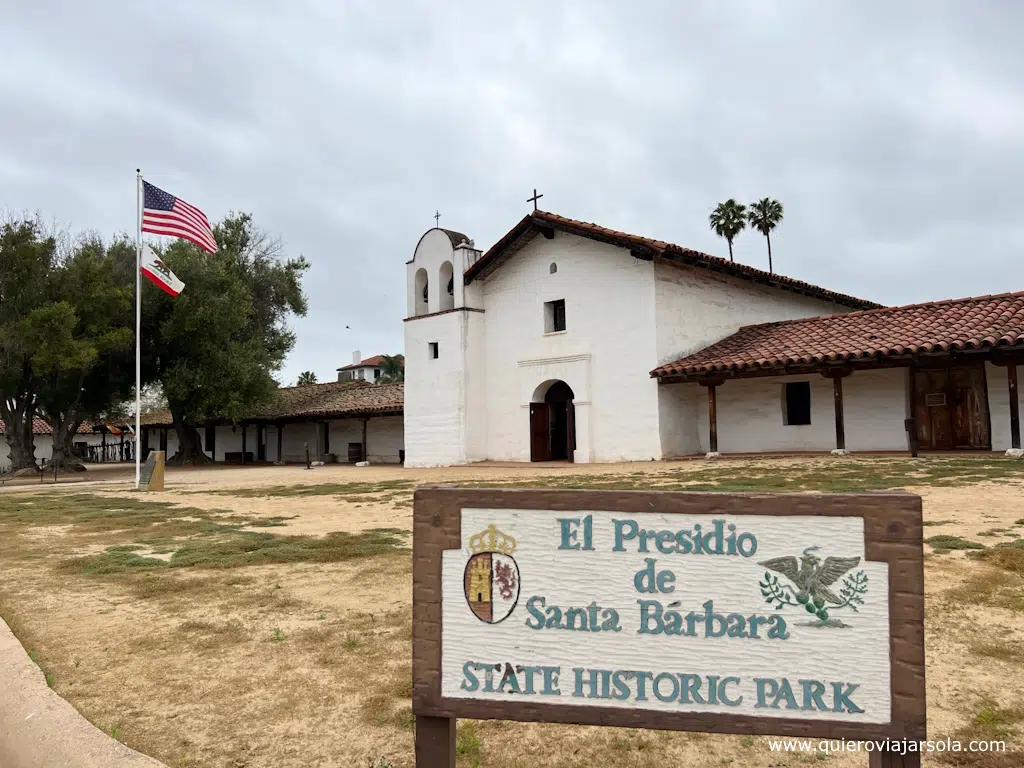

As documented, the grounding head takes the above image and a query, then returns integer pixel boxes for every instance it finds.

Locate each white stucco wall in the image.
[327,415,405,463]
[986,362,1022,451]
[652,263,859,366]
[481,233,662,463]
[670,368,911,454]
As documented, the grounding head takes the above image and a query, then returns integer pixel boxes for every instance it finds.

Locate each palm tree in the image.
[296,371,317,387]
[708,199,747,262]
[746,198,784,273]
[379,354,405,384]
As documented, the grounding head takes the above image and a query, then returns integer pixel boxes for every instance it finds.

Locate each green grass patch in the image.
[925,535,986,551]
[61,528,408,574]
[205,480,416,499]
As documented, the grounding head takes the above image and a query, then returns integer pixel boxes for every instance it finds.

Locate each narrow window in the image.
[429,342,439,359]
[784,382,812,426]
[550,262,557,274]
[544,299,566,333]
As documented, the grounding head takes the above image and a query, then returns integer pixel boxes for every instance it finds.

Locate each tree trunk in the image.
[46,414,87,472]
[727,238,734,262]
[1,397,38,472]
[168,418,212,465]
[766,232,773,274]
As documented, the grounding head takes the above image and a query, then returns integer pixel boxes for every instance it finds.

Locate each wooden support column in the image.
[699,379,722,455]
[362,417,369,462]
[833,376,846,450]
[277,422,284,462]
[823,368,852,452]
[241,424,247,465]
[101,429,107,461]
[1009,363,1021,450]
[120,430,125,462]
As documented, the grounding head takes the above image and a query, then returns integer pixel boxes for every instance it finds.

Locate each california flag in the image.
[140,244,185,297]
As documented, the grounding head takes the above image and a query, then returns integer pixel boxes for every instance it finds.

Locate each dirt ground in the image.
[1,457,1022,768]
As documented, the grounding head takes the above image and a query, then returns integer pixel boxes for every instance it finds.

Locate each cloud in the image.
[2,0,1021,383]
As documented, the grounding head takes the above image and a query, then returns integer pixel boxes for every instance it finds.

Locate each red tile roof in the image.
[0,418,98,436]
[464,211,880,310]
[136,380,404,427]
[652,291,1024,381]
[337,354,403,371]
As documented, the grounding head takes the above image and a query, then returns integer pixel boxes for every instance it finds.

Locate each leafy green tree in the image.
[746,197,784,274]
[29,236,135,470]
[143,213,309,464]
[296,371,317,387]
[708,199,747,262]
[378,354,404,384]
[0,216,58,470]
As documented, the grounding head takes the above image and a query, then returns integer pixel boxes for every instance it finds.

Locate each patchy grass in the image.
[926,535,987,551]
[60,528,408,574]
[925,519,957,526]
[970,639,1024,663]
[205,480,416,499]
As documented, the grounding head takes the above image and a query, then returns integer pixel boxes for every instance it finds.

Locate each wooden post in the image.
[1009,363,1021,450]
[906,366,920,458]
[414,715,455,768]
[241,424,247,465]
[120,430,125,462]
[101,429,107,462]
[362,417,369,462]
[707,383,718,453]
[277,422,283,462]
[869,748,921,768]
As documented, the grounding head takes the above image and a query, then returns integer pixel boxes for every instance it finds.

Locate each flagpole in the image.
[135,169,143,488]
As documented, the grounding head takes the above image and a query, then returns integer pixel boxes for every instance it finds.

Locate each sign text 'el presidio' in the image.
[413,488,925,747]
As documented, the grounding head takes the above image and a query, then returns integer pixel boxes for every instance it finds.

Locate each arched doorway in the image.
[530,380,576,462]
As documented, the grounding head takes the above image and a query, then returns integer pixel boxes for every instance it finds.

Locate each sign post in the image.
[412,488,925,768]
[138,450,164,491]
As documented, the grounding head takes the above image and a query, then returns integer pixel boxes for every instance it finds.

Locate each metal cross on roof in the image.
[527,189,543,211]
[434,210,441,225]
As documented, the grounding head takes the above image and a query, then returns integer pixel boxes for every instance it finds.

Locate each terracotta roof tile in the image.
[337,354,403,371]
[464,211,880,310]
[0,418,98,436]
[136,380,404,427]
[651,291,1024,380]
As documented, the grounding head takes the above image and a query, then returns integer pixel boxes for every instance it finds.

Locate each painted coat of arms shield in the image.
[463,524,520,624]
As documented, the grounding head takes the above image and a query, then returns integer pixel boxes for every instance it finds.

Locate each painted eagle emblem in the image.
[760,546,860,605]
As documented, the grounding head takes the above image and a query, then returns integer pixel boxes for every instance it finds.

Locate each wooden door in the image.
[915,369,952,450]
[566,401,576,463]
[915,366,991,450]
[530,403,551,462]
[950,366,990,449]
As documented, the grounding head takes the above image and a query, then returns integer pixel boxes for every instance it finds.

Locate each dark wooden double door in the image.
[914,365,991,450]
[530,381,576,462]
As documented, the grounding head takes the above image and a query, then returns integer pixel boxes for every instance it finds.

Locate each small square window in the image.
[429,342,439,359]
[544,299,566,333]
[784,382,811,426]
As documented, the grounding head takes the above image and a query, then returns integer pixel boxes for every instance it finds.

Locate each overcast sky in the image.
[3,1,1022,385]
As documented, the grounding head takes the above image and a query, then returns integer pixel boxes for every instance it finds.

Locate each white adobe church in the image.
[404,210,1023,467]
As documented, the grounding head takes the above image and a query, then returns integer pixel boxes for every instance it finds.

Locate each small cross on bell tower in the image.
[434,210,441,226]
[527,188,544,211]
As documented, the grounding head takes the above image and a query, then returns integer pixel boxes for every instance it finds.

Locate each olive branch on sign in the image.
[759,572,799,610]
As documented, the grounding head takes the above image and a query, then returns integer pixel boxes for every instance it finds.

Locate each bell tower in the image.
[403,226,486,467]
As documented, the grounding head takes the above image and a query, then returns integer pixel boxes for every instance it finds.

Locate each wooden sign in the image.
[139,451,165,491]
[413,488,925,767]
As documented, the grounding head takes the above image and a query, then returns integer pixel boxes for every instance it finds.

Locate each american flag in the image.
[141,181,218,253]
